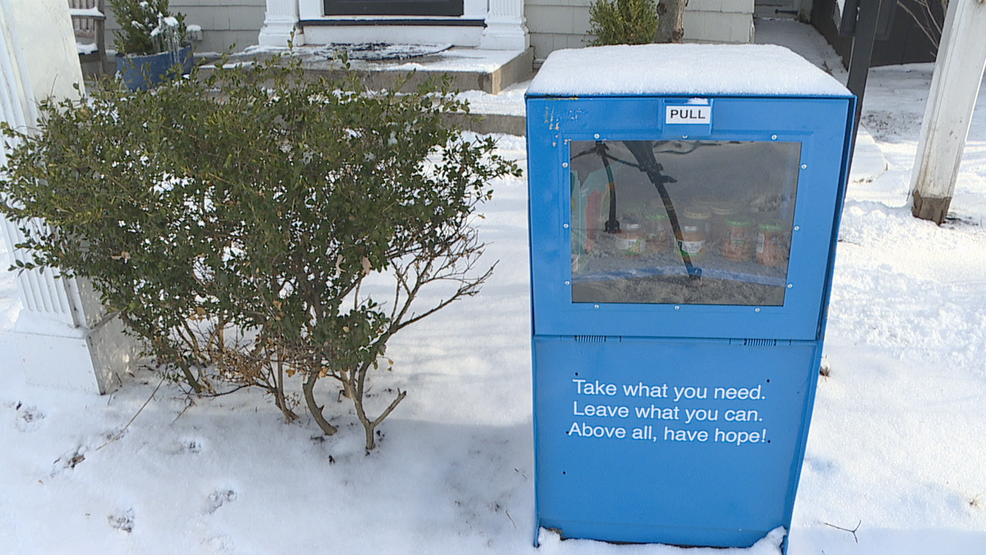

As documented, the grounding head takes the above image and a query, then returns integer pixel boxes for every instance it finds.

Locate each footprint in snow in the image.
[108,509,135,533]
[205,489,237,514]
[172,438,204,455]
[51,447,87,475]
[805,455,838,475]
[204,533,235,552]
[14,403,45,433]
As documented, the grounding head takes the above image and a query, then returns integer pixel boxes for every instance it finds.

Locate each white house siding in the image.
[525,0,593,60]
[105,0,751,60]
[526,0,754,62]
[684,0,754,44]
[107,0,267,55]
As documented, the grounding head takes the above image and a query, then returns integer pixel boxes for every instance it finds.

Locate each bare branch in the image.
[824,520,861,543]
[96,376,166,451]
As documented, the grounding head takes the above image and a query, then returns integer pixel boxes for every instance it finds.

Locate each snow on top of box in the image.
[527,44,850,97]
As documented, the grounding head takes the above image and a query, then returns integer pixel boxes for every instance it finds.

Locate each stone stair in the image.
[206,44,534,136]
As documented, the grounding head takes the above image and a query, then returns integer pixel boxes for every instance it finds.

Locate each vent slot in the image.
[744,338,778,347]
[574,335,608,343]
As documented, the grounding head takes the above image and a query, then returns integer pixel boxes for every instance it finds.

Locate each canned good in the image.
[721,217,755,262]
[756,222,789,267]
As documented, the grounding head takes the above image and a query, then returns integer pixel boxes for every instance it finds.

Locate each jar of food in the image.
[615,223,646,256]
[677,207,709,261]
[682,205,712,246]
[756,221,789,267]
[710,202,739,251]
[720,217,755,262]
[643,212,671,254]
[677,225,705,260]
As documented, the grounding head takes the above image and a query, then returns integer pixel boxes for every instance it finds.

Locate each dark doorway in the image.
[755,0,799,20]
[324,0,464,16]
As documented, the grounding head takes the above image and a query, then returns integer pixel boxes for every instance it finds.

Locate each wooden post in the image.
[910,0,986,224]
[657,0,687,43]
[845,0,888,162]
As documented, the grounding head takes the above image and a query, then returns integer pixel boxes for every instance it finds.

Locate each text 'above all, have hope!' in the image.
[567,378,770,446]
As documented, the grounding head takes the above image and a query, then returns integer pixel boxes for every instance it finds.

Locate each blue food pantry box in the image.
[525,44,855,550]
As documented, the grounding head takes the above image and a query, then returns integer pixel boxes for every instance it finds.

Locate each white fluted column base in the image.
[14,311,137,394]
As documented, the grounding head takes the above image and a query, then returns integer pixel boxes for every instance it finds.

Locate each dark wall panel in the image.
[811,0,942,67]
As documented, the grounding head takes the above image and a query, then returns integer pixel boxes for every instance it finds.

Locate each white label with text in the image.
[666,105,711,125]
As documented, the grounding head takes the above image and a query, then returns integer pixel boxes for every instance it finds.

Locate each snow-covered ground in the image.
[2,21,986,555]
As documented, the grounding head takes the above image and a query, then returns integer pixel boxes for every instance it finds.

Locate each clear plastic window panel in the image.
[569,139,802,306]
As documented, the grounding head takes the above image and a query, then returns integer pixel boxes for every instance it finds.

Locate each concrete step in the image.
[104,45,533,136]
[216,45,533,136]
[216,45,535,96]
[445,111,526,136]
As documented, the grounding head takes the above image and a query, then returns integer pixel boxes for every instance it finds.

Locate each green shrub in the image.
[588,0,660,46]
[0,57,520,450]
[109,0,187,55]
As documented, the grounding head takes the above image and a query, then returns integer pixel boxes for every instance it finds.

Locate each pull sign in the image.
[666,105,712,125]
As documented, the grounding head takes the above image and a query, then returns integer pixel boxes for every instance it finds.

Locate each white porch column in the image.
[480,0,530,50]
[909,0,986,224]
[260,0,305,47]
[1,0,137,394]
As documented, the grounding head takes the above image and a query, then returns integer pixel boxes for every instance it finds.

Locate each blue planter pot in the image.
[116,45,194,91]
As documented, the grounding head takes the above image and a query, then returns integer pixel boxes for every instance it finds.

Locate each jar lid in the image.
[682,206,712,220]
[758,221,784,231]
[726,217,753,227]
[711,202,738,216]
[644,211,670,221]
[691,194,715,207]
